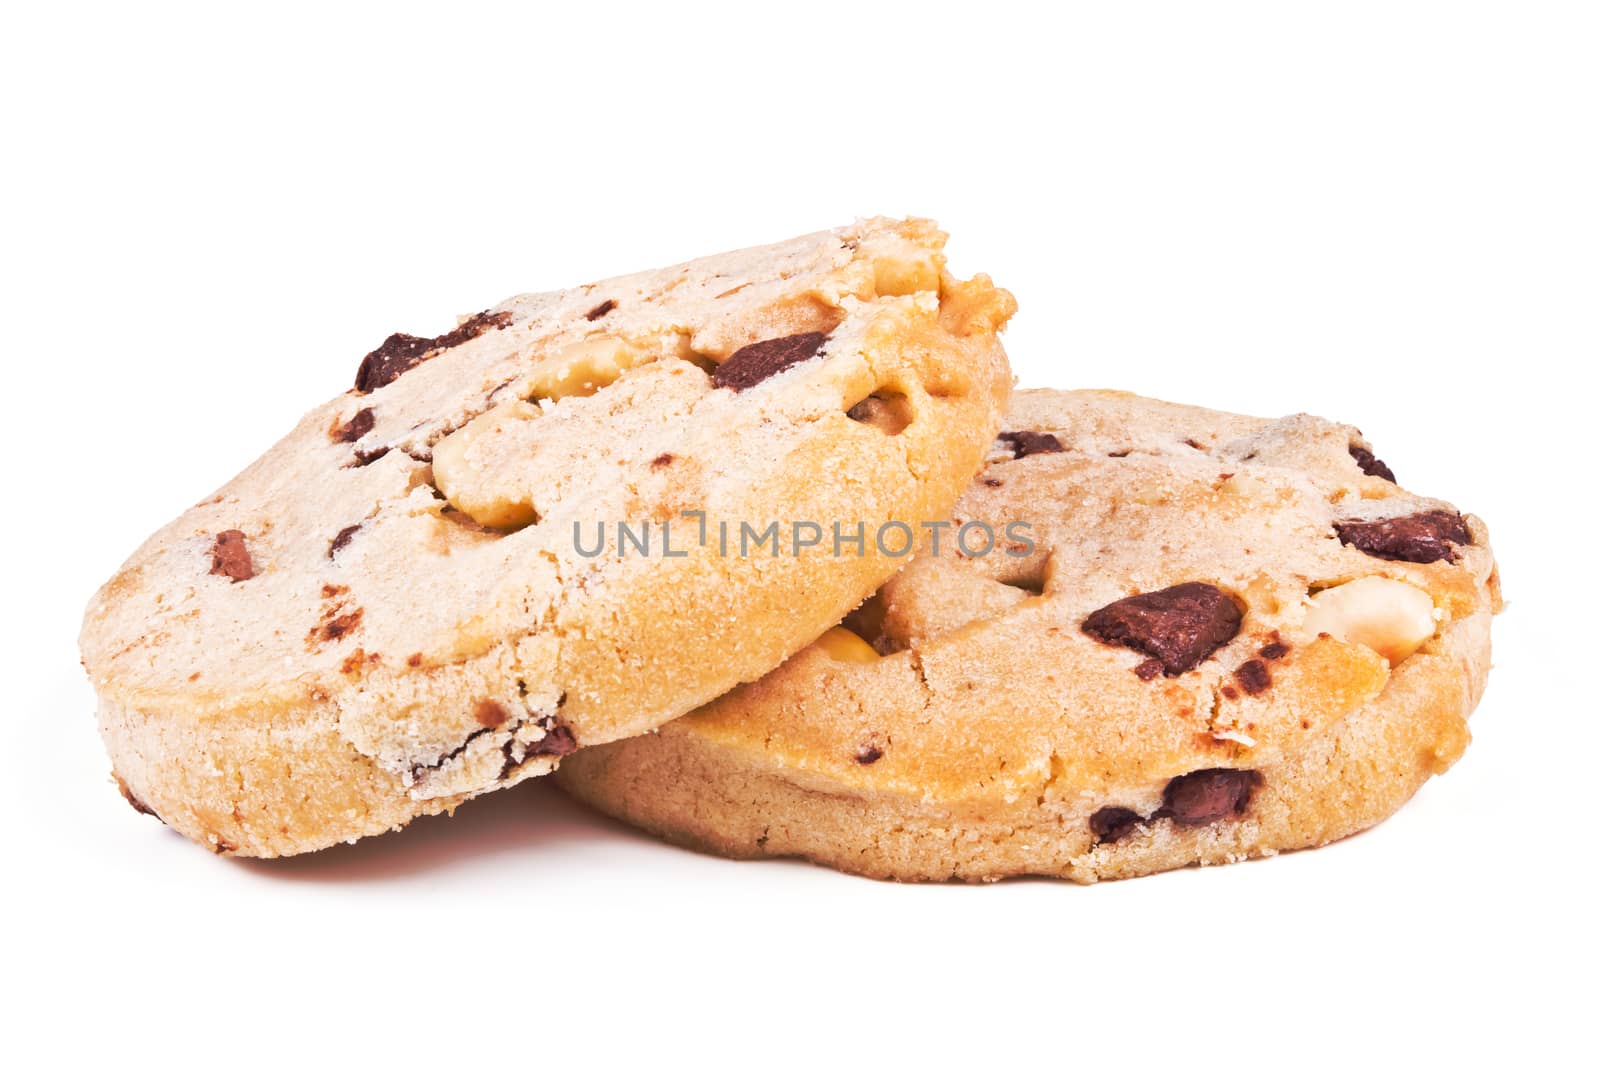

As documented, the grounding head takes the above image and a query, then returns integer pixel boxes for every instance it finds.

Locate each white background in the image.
[4,2,1595,1063]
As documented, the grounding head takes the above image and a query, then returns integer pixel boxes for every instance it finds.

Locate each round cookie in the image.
[80,218,1015,857]
[556,389,1501,883]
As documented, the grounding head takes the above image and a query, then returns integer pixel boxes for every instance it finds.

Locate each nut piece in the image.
[431,401,542,529]
[872,250,941,297]
[816,626,880,664]
[524,336,646,400]
[1304,577,1437,666]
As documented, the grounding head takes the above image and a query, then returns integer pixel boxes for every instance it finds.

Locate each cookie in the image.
[80,218,1015,857]
[557,389,1501,883]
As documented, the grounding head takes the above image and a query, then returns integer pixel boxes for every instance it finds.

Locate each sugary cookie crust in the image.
[81,218,1015,857]
[557,389,1501,882]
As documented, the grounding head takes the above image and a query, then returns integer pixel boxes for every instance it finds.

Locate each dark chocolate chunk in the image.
[431,309,513,351]
[1336,510,1470,564]
[713,331,828,391]
[1349,445,1396,482]
[354,309,512,393]
[998,430,1065,459]
[331,407,375,444]
[1134,658,1164,681]
[650,453,674,469]
[856,744,884,765]
[1160,769,1261,826]
[1082,582,1243,676]
[209,529,254,582]
[329,523,361,558]
[1089,806,1143,844]
[1235,658,1271,695]
[585,298,617,321]
[529,723,578,758]
[354,333,434,393]
[1259,641,1289,660]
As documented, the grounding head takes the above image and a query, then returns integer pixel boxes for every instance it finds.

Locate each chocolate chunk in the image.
[1089,806,1142,844]
[1082,582,1243,675]
[354,309,512,392]
[856,744,884,765]
[1259,641,1289,660]
[713,331,828,391]
[354,333,434,393]
[1336,510,1471,564]
[650,453,674,469]
[352,445,390,467]
[432,309,513,351]
[1349,445,1396,482]
[1160,769,1262,826]
[328,523,361,558]
[209,529,254,582]
[529,723,578,757]
[331,407,375,444]
[474,699,509,729]
[1235,658,1271,695]
[585,298,617,321]
[1134,658,1164,681]
[998,430,1065,459]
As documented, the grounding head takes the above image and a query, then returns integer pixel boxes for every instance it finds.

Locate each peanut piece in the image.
[872,251,942,297]
[431,400,542,529]
[816,626,880,664]
[524,336,645,400]
[1304,577,1437,666]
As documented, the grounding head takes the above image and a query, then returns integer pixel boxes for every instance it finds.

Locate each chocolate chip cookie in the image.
[556,389,1500,883]
[80,218,1015,856]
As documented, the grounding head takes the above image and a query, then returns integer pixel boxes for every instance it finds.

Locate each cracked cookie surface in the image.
[80,218,1014,857]
[556,389,1500,883]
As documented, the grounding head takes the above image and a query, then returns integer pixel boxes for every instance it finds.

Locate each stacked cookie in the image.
[80,220,1499,881]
